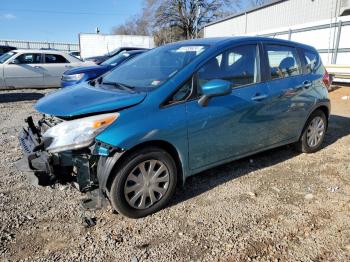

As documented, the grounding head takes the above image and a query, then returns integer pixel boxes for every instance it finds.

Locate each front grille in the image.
[20,136,31,154]
[19,129,37,154]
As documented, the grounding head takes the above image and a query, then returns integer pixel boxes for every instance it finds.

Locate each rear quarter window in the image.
[301,49,322,74]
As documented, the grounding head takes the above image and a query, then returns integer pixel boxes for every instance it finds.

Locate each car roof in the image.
[170,36,315,51]
[13,49,68,54]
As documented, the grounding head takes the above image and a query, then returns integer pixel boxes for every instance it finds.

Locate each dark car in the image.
[61,50,148,87]
[84,47,148,64]
[0,45,16,56]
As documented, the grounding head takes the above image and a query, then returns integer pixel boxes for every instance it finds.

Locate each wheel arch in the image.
[103,140,185,194]
[298,103,330,140]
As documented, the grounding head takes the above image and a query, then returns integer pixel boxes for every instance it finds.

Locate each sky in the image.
[0,0,255,44]
[0,0,144,43]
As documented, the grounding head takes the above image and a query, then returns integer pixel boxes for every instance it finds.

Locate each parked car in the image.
[84,47,148,64]
[0,45,16,56]
[16,37,330,218]
[0,49,94,89]
[61,50,148,88]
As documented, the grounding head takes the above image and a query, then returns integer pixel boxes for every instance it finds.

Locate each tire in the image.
[109,147,177,218]
[296,109,327,153]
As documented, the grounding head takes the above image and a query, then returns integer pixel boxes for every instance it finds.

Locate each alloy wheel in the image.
[306,116,325,147]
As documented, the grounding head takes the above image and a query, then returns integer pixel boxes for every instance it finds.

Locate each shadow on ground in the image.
[170,114,350,207]
[0,93,44,103]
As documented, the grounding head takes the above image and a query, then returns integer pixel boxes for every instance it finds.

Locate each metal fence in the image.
[0,39,79,52]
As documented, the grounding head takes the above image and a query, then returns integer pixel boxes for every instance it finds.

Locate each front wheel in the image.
[296,109,327,153]
[109,147,177,218]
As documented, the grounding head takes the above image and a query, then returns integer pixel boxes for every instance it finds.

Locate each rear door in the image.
[262,43,311,144]
[4,53,44,88]
[42,53,73,87]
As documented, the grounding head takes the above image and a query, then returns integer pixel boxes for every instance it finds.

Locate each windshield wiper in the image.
[101,81,135,92]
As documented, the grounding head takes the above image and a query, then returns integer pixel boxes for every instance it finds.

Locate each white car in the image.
[0,49,94,89]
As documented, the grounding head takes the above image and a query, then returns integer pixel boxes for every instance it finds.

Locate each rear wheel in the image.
[296,109,327,153]
[109,147,177,218]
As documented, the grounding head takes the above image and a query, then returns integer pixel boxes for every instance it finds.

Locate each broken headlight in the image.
[43,113,119,153]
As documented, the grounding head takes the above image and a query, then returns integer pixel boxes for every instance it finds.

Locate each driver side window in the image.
[15,53,42,64]
[197,44,259,94]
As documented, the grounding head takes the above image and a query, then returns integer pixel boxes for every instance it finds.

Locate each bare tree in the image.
[112,0,242,45]
[154,0,237,40]
[112,15,151,35]
[249,0,270,7]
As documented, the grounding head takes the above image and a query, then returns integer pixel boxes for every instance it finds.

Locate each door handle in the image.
[302,80,312,89]
[251,94,268,101]
[34,66,42,69]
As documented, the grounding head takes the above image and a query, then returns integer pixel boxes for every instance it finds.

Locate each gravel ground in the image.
[0,86,350,262]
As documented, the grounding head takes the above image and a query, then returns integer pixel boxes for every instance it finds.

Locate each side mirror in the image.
[198,79,232,107]
[10,59,20,64]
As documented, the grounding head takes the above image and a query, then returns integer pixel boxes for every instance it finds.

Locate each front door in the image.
[4,53,44,88]
[186,44,271,170]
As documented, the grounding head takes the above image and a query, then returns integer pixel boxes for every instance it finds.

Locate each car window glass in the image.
[197,44,259,92]
[102,44,208,90]
[266,45,301,79]
[303,49,320,73]
[16,53,41,64]
[44,54,69,63]
[0,51,16,64]
[168,80,192,104]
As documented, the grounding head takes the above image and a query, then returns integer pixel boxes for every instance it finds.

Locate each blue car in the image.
[61,50,148,87]
[17,37,330,218]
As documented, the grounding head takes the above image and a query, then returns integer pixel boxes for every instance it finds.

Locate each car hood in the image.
[64,64,111,75]
[35,83,146,118]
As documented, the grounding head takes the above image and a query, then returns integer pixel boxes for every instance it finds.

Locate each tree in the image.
[154,0,237,40]
[112,0,270,45]
[112,16,151,35]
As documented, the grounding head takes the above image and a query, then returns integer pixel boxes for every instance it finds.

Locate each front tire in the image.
[296,109,327,153]
[109,147,177,218]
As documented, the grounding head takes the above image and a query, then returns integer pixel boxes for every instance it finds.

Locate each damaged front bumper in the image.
[15,116,120,196]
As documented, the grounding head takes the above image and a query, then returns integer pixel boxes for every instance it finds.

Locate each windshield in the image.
[0,51,16,64]
[101,51,131,66]
[103,44,207,89]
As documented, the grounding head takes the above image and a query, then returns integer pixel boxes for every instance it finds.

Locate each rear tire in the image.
[296,109,327,153]
[109,147,177,218]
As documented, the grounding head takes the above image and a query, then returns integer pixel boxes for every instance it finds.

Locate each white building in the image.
[79,33,155,59]
[203,0,350,80]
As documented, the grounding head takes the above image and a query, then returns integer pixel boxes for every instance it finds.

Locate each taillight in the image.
[323,70,330,89]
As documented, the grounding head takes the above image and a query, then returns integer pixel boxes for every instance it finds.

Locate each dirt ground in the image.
[0,86,349,262]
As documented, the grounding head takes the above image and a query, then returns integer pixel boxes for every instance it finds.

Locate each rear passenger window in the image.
[45,54,69,63]
[266,45,301,80]
[198,45,259,90]
[302,49,320,73]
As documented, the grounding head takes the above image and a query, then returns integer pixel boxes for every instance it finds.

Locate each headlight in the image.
[61,73,85,81]
[43,113,119,153]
